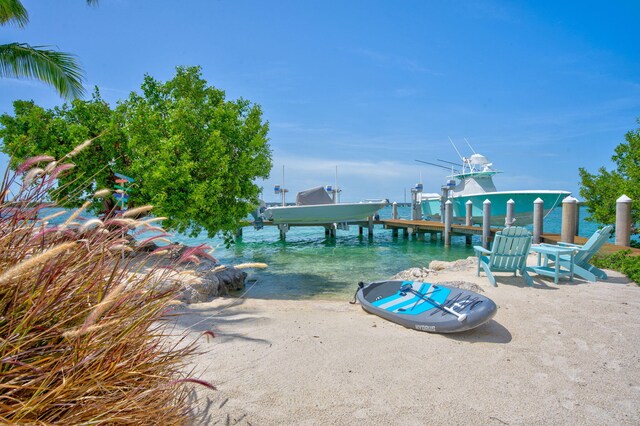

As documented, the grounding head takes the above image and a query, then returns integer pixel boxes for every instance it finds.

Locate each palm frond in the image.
[0,0,28,27]
[0,42,85,99]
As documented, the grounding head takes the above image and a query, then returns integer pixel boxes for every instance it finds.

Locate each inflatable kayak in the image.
[356,280,497,333]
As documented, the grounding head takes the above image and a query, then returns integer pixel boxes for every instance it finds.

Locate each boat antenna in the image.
[464,138,476,154]
[448,137,464,161]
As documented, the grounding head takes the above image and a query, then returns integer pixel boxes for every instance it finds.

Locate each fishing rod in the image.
[464,138,477,154]
[414,159,451,170]
[436,159,463,167]
[448,136,464,161]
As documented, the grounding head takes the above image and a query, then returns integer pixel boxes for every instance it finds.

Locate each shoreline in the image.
[170,256,640,425]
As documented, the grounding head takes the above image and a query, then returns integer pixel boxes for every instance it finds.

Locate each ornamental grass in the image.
[0,151,208,424]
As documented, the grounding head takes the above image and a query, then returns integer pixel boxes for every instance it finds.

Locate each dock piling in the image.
[465,200,473,226]
[444,200,453,246]
[482,199,491,249]
[561,196,578,244]
[533,197,544,244]
[506,199,515,227]
[615,195,632,246]
[278,224,289,240]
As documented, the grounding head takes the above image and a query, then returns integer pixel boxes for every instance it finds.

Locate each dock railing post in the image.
[533,197,543,244]
[465,200,473,226]
[505,199,515,227]
[615,195,632,246]
[392,202,398,219]
[561,196,577,244]
[482,199,491,249]
[444,200,452,246]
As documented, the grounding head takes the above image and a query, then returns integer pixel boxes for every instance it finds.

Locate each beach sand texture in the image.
[172,255,640,425]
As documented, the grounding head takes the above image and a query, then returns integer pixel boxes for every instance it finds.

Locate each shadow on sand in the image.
[445,319,512,344]
[230,270,360,301]
[169,298,271,345]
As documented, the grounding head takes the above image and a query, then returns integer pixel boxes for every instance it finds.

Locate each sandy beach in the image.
[172,255,640,425]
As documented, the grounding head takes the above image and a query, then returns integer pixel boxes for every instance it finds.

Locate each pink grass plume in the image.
[16,155,55,174]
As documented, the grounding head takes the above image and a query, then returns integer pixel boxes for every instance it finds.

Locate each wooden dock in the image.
[248,218,500,241]
[244,219,638,255]
[381,219,500,237]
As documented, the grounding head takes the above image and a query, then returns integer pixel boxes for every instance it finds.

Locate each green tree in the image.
[579,119,640,228]
[0,0,98,99]
[116,66,272,237]
[0,91,127,204]
[0,66,272,238]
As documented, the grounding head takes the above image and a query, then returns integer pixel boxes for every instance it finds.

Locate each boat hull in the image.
[421,190,570,226]
[357,280,497,333]
[263,201,388,224]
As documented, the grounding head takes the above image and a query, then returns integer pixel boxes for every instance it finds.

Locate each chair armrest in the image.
[557,242,582,248]
[473,246,491,255]
[538,243,560,248]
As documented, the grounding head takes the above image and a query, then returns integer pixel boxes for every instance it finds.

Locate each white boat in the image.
[262,186,388,224]
[417,153,570,226]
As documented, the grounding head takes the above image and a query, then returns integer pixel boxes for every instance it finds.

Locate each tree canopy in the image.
[0,66,272,238]
[579,119,639,228]
[0,0,96,99]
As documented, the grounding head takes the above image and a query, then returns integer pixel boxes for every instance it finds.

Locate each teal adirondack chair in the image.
[539,225,613,282]
[474,226,533,287]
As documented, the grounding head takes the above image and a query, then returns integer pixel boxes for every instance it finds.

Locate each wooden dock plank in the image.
[381,219,501,237]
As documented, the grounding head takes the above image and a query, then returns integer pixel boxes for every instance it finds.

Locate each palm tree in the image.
[0,0,98,100]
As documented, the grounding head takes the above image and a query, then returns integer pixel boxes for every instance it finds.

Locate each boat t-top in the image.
[417,148,570,226]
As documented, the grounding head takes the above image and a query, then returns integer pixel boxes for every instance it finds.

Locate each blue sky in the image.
[1,0,639,203]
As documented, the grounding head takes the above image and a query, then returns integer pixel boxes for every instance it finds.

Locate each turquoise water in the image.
[171,205,603,301]
[41,205,606,300]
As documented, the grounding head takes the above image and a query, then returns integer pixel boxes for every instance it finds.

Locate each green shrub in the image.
[592,250,640,284]
[0,152,209,424]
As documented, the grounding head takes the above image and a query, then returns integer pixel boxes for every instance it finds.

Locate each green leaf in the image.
[1,67,273,238]
[0,43,85,99]
[579,118,640,228]
[0,0,29,27]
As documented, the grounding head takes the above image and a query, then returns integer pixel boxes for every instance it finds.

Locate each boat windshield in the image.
[295,186,334,206]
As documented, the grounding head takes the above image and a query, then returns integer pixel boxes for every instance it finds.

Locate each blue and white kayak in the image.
[356,280,497,333]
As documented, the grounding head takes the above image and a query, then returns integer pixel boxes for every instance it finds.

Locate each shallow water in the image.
[171,205,604,300]
[43,205,607,301]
